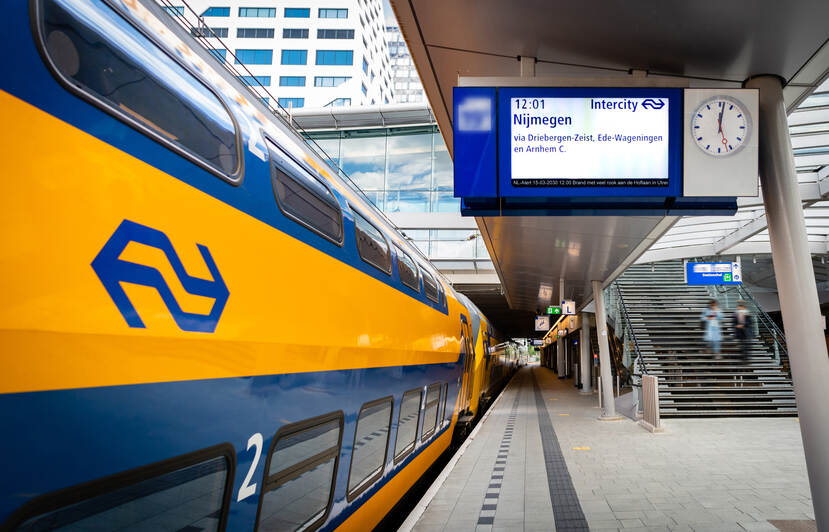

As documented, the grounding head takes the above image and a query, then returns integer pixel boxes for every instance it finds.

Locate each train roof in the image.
[112,0,462,305]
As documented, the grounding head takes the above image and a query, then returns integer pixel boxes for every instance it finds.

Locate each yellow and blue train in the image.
[0,0,517,530]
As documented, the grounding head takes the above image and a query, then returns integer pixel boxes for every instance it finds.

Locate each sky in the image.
[383,0,396,26]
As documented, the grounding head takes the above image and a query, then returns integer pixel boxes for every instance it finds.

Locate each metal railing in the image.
[712,284,788,366]
[614,282,649,377]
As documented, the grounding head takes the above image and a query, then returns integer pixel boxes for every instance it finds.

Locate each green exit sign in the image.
[547,306,561,315]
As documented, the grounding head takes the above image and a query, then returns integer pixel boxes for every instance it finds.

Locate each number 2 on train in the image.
[237,432,263,501]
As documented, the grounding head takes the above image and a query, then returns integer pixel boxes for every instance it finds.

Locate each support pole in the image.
[593,280,618,419]
[557,278,566,378]
[579,313,592,393]
[745,75,829,528]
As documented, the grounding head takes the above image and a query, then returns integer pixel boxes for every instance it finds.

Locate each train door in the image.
[458,317,475,414]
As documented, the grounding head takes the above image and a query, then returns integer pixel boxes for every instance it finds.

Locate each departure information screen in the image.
[509,94,671,187]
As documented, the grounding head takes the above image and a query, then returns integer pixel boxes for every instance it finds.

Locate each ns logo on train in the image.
[91,220,229,333]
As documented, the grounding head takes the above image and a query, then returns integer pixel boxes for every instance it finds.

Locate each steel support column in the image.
[557,278,566,377]
[580,313,592,393]
[745,75,829,528]
[592,280,617,418]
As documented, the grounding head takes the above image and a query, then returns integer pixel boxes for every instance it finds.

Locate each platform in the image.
[409,365,814,532]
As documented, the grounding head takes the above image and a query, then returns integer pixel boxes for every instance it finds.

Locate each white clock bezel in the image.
[690,95,753,158]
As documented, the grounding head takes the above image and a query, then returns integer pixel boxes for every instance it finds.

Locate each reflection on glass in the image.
[432,132,453,189]
[42,0,238,175]
[18,457,228,532]
[386,131,432,190]
[433,192,460,213]
[386,190,429,213]
[341,131,386,190]
[432,240,476,259]
[260,417,341,532]
[421,384,441,440]
[394,390,421,459]
[355,211,391,272]
[259,459,335,532]
[348,400,392,495]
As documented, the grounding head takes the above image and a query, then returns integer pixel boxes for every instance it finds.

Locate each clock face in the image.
[691,96,751,157]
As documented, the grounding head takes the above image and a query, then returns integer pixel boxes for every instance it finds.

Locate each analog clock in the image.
[691,96,752,157]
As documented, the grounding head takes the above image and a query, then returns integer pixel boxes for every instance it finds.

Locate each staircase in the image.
[616,261,796,417]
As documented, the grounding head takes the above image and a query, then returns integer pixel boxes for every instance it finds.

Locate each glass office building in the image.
[296,105,496,282]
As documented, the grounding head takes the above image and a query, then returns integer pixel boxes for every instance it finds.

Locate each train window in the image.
[441,382,449,425]
[421,383,442,441]
[421,268,440,303]
[268,140,344,245]
[354,211,391,274]
[6,445,233,532]
[35,0,240,181]
[347,397,392,500]
[394,388,422,462]
[257,412,343,532]
[396,246,419,291]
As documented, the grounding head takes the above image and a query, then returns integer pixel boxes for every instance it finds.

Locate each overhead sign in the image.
[508,92,672,190]
[535,315,551,331]
[453,86,758,216]
[561,299,576,315]
[686,262,742,285]
[531,339,544,346]
[547,305,561,315]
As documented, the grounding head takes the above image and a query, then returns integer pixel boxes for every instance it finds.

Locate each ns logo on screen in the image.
[91,220,230,333]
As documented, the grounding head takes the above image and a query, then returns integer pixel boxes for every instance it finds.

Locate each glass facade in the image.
[307,125,458,214]
[303,123,492,271]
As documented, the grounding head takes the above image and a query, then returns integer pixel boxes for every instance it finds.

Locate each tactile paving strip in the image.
[532,369,589,531]
[475,388,521,528]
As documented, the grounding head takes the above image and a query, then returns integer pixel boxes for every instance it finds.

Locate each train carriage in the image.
[0,0,513,530]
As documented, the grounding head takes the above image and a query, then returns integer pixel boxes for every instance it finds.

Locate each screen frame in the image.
[497,87,683,198]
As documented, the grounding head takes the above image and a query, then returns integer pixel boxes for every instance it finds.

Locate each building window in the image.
[324,97,351,107]
[319,8,348,18]
[282,28,309,39]
[362,57,368,73]
[279,76,306,87]
[260,96,270,105]
[315,50,353,65]
[278,97,304,109]
[317,29,355,39]
[162,6,184,15]
[284,7,310,18]
[234,49,272,64]
[238,6,275,17]
[201,6,229,16]
[237,75,271,87]
[190,27,228,38]
[256,413,342,532]
[236,28,274,38]
[208,48,226,63]
[361,83,367,95]
[281,49,307,65]
[314,76,351,87]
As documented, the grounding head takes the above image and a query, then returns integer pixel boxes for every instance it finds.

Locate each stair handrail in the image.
[735,285,788,356]
[613,281,648,376]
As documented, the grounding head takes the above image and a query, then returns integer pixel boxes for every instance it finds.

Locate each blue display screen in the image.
[498,87,683,197]
[686,262,742,285]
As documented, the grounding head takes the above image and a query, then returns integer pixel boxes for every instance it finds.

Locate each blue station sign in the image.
[453,86,737,216]
[686,261,742,285]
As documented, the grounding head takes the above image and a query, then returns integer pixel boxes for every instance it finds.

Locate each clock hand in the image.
[717,101,726,134]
